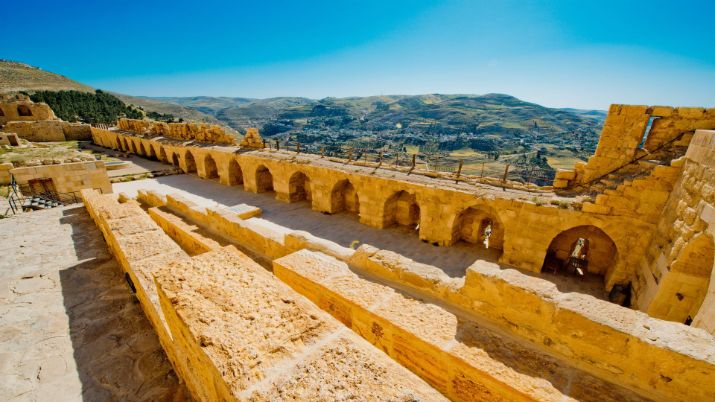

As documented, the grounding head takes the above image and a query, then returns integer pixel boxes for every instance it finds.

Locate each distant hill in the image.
[160,93,605,135]
[0,60,221,126]
[157,93,605,155]
[0,60,93,93]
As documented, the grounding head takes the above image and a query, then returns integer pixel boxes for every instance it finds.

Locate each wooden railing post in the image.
[455,160,463,184]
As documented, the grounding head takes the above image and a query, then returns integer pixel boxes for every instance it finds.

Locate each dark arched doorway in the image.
[288,172,312,202]
[383,190,420,231]
[255,165,274,192]
[330,179,359,216]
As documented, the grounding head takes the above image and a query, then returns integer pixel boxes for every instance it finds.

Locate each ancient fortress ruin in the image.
[3,101,715,400]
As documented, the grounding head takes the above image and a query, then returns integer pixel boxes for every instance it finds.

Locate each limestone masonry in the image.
[5,100,714,401]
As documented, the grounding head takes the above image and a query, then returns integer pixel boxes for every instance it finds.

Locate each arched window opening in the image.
[228,159,244,186]
[542,225,616,284]
[203,154,219,179]
[17,105,32,117]
[289,172,312,202]
[383,190,420,231]
[255,165,274,192]
[184,151,197,173]
[330,179,359,216]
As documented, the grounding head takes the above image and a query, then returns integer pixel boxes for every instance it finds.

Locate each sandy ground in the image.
[113,174,608,298]
[0,206,189,401]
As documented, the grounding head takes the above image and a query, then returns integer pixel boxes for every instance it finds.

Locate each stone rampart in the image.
[93,127,661,293]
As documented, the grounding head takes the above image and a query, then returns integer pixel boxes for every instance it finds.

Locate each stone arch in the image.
[542,225,617,279]
[172,153,180,166]
[330,179,359,215]
[17,105,32,117]
[159,147,168,163]
[255,165,274,193]
[383,190,420,230]
[203,154,219,179]
[451,205,504,252]
[145,143,157,160]
[184,150,197,173]
[0,107,5,116]
[128,139,137,154]
[227,159,244,186]
[288,171,312,202]
[139,142,147,156]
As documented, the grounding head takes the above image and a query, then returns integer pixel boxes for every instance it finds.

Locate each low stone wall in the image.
[81,189,447,401]
[3,120,92,141]
[134,189,715,401]
[275,249,650,401]
[10,160,112,195]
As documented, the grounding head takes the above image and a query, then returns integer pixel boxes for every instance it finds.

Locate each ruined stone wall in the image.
[636,130,715,334]
[3,120,92,141]
[117,118,236,145]
[554,104,715,188]
[0,95,57,125]
[10,161,112,195]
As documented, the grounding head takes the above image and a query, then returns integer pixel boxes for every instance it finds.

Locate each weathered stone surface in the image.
[155,247,447,401]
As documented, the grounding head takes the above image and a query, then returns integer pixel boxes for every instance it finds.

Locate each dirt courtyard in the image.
[0,206,188,401]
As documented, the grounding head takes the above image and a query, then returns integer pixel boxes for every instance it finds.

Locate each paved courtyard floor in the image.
[0,206,188,401]
[114,174,608,299]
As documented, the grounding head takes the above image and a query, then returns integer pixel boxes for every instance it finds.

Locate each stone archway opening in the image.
[383,190,420,231]
[542,225,616,283]
[0,107,5,116]
[452,206,504,255]
[330,179,359,216]
[184,151,197,173]
[228,159,243,186]
[159,147,167,163]
[288,172,312,202]
[203,154,219,180]
[138,142,147,156]
[146,144,157,160]
[128,140,137,154]
[172,153,180,167]
[17,105,32,117]
[255,165,274,193]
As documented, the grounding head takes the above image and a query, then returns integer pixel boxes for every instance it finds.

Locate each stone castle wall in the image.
[636,130,715,330]
[554,104,715,188]
[117,118,236,145]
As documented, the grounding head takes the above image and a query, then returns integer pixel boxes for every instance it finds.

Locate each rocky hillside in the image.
[0,61,219,125]
[0,60,93,93]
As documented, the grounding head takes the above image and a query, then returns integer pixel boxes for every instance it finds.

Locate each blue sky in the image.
[2,0,714,109]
